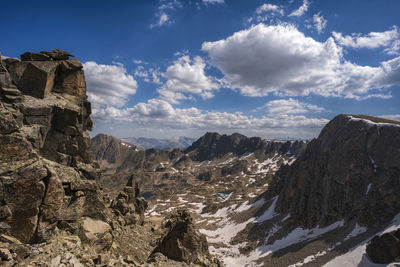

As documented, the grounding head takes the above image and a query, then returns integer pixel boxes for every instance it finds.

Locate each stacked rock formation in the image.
[111,175,148,226]
[0,49,104,246]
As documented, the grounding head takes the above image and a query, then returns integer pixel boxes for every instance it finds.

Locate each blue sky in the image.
[1,0,400,139]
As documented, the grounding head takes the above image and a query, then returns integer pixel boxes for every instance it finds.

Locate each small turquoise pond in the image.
[213,190,235,201]
[140,191,155,199]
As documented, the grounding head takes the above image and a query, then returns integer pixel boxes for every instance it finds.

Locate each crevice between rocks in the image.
[30,165,51,244]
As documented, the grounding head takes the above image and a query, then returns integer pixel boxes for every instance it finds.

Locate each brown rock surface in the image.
[54,59,86,97]
[8,61,58,99]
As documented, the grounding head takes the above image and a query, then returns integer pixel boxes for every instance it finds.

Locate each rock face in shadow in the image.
[151,209,220,266]
[366,229,400,264]
[267,114,400,228]
[0,49,100,243]
[184,132,307,162]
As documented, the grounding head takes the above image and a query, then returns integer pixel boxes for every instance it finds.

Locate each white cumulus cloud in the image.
[158,56,220,104]
[201,23,400,99]
[83,61,138,108]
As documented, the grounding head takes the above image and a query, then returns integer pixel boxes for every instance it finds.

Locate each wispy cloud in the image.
[202,0,224,4]
[256,4,284,15]
[150,0,182,28]
[332,26,400,54]
[313,13,327,33]
[151,12,170,28]
[265,98,324,114]
[288,0,309,17]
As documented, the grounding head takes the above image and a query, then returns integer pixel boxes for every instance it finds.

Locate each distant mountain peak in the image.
[121,136,196,149]
[231,132,247,140]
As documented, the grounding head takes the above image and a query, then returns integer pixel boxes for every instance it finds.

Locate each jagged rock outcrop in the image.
[151,209,221,266]
[366,229,400,264]
[111,175,148,226]
[268,114,400,228]
[184,132,307,162]
[2,49,93,166]
[0,49,101,245]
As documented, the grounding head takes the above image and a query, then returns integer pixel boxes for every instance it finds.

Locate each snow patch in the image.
[256,197,278,223]
[344,224,368,241]
[236,198,265,212]
[324,213,400,267]
[190,202,206,214]
[288,251,327,267]
[369,156,377,173]
[366,183,372,194]
[348,116,400,128]
[222,220,344,266]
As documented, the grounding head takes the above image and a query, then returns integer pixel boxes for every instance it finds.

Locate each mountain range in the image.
[121,136,196,149]
[1,50,400,266]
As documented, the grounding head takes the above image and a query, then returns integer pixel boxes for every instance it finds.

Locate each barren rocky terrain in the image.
[1,49,400,267]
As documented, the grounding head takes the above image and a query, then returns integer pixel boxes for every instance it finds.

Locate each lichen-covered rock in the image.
[0,103,18,134]
[0,49,97,245]
[0,134,46,242]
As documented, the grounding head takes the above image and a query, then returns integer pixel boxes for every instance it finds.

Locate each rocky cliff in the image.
[269,114,400,228]
[0,49,100,245]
